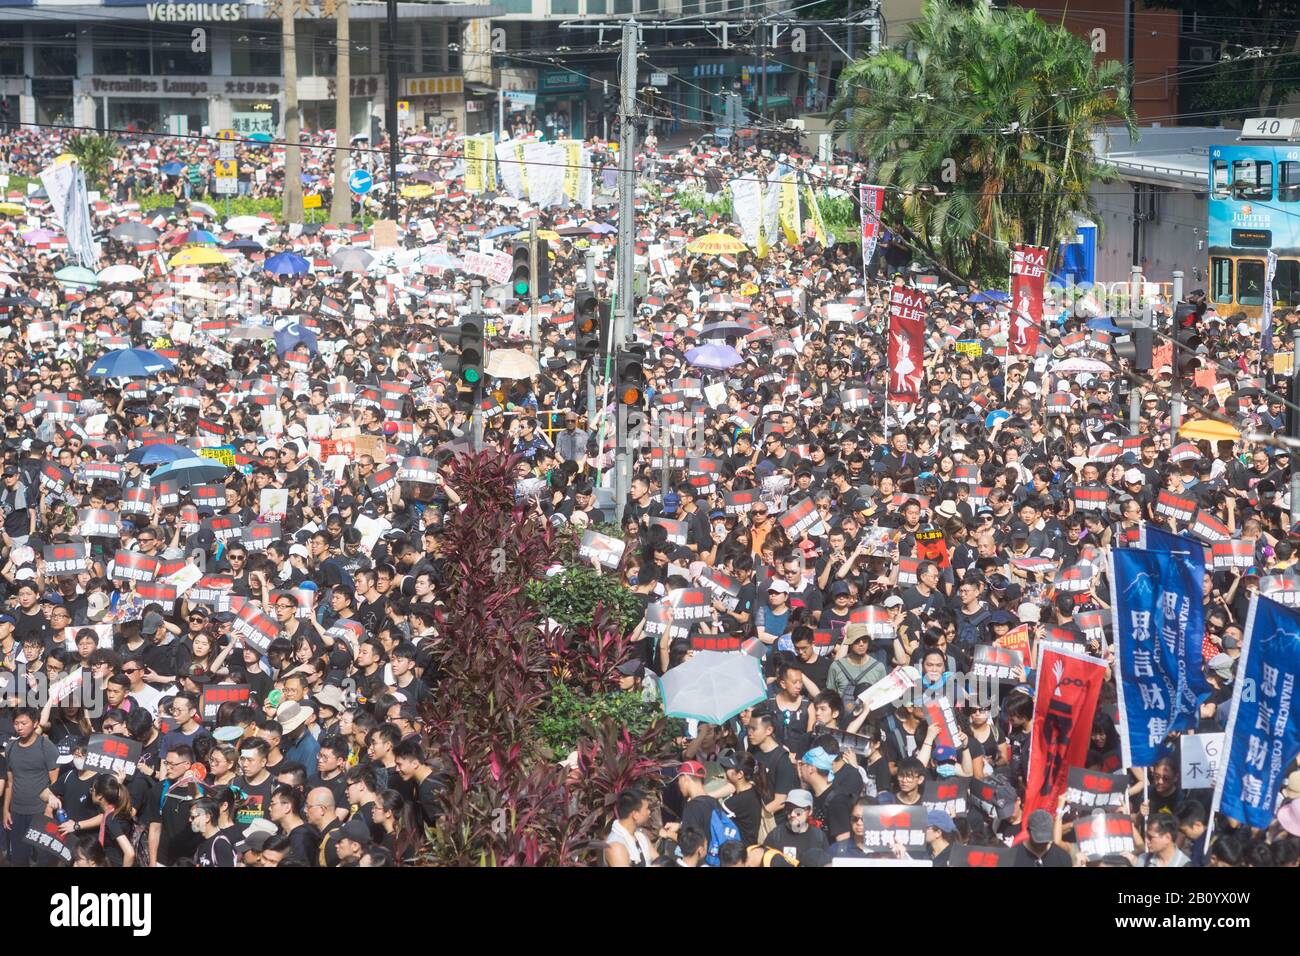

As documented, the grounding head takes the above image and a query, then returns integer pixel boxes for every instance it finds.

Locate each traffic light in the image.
[615,344,647,406]
[510,239,551,300]
[455,316,485,396]
[1112,313,1153,371]
[574,287,610,356]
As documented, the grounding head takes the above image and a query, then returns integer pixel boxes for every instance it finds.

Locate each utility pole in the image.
[281,0,304,222]
[846,0,854,60]
[329,0,352,224]
[760,21,768,139]
[529,219,540,355]
[869,0,881,55]
[471,278,485,450]
[384,0,400,219]
[614,19,638,522]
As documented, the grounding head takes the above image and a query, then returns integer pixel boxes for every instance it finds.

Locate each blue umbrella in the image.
[485,225,520,239]
[125,443,199,466]
[183,229,218,245]
[264,252,310,276]
[88,348,175,378]
[274,320,318,357]
[160,161,184,176]
[969,290,1009,304]
[426,252,464,271]
[151,457,230,486]
[685,343,744,370]
[248,133,273,144]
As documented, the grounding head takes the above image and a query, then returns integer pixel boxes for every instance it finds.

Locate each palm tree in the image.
[281,0,305,222]
[832,0,1136,283]
[330,0,353,224]
[65,134,119,193]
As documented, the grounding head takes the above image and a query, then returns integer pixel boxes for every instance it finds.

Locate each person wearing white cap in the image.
[757,578,794,648]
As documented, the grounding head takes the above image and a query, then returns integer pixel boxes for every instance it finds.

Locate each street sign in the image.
[214,159,237,196]
[303,194,321,209]
[218,129,237,161]
[397,100,410,118]
[348,169,373,195]
[650,72,669,88]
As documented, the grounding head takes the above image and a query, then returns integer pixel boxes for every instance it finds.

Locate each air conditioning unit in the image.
[1188,46,1216,64]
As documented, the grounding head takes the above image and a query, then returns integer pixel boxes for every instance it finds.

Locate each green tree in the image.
[832,0,1135,284]
[65,134,119,192]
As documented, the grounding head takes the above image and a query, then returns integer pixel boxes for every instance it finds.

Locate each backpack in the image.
[833,657,885,713]
[706,805,740,867]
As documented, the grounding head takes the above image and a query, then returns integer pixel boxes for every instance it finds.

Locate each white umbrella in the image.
[225,216,270,236]
[97,264,145,284]
[658,650,768,725]
[485,348,540,380]
[1051,357,1111,373]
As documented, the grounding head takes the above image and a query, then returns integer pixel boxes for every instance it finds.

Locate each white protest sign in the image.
[1180,732,1224,790]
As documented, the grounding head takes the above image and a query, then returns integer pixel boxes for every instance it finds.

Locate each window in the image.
[1280,161,1300,202]
[552,0,579,12]
[613,0,634,13]
[1275,259,1300,308]
[153,25,211,75]
[1238,258,1265,306]
[32,26,77,77]
[296,20,337,77]
[496,0,532,11]
[231,27,281,76]
[588,0,607,11]
[1211,159,1230,199]
[0,25,23,76]
[379,24,415,79]
[1232,159,1272,201]
[94,28,150,75]
[680,0,700,12]
[1211,257,1233,304]
[422,23,445,74]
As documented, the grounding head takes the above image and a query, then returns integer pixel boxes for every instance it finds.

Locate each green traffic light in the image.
[514,280,530,296]
[463,368,481,384]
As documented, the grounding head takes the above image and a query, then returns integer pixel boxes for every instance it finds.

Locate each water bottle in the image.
[54,809,68,825]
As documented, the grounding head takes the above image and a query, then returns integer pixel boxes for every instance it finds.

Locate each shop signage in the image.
[88,77,212,95]
[537,68,588,93]
[328,76,381,99]
[403,76,465,97]
[145,2,243,21]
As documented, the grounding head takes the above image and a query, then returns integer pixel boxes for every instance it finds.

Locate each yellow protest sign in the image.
[303,194,322,209]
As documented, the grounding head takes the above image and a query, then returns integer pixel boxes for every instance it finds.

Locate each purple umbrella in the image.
[685,343,744,369]
[21,228,56,244]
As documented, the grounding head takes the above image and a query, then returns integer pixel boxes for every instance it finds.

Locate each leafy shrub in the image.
[526,564,643,631]
[535,684,662,757]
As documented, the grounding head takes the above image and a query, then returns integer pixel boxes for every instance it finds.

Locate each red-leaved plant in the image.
[420,448,668,866]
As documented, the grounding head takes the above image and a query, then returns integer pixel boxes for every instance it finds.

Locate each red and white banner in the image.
[886,283,926,403]
[1009,244,1048,357]
[1021,645,1107,840]
[860,184,885,278]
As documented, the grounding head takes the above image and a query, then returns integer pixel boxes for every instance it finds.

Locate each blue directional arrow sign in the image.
[348,169,373,195]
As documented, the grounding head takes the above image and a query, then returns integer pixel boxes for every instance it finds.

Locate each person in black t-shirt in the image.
[762,789,830,866]
[790,628,832,694]
[665,761,722,848]
[718,751,764,846]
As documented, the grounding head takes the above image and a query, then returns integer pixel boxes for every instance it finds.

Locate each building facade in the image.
[0,1,500,138]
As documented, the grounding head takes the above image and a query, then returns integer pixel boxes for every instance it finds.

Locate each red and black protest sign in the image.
[1154,491,1197,523]
[1074,609,1110,647]
[82,461,123,484]
[397,456,439,484]
[154,479,181,509]
[724,489,758,516]
[849,605,895,642]
[367,464,398,496]
[855,805,929,856]
[191,484,225,510]
[111,550,159,584]
[188,575,235,610]
[643,602,690,642]
[78,508,121,538]
[1009,244,1048,356]
[242,521,281,552]
[690,635,743,652]
[43,543,89,576]
[886,283,926,403]
[1022,647,1107,839]
[1211,540,1255,570]
[914,529,949,568]
[923,695,961,749]
[324,618,364,655]
[1063,767,1129,815]
[231,602,278,654]
[202,515,243,543]
[1052,564,1093,593]
[696,568,741,612]
[1045,392,1074,415]
[1188,508,1231,545]
[39,462,71,496]
[838,387,872,411]
[1074,812,1135,860]
[778,497,823,540]
[896,556,920,586]
[120,486,152,516]
[664,588,711,622]
[579,530,625,570]
[22,814,72,863]
[1087,442,1122,464]
[135,581,178,613]
[922,778,970,817]
[1073,486,1109,512]
[201,684,251,722]
[954,464,979,484]
[972,644,1023,682]
[196,418,226,437]
[86,734,142,778]
[649,517,690,547]
[949,845,1013,868]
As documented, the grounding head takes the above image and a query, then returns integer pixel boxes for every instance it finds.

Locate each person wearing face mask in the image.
[52,737,99,840]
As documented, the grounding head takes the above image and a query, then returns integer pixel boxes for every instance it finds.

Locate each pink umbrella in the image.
[404,135,432,146]
[21,228,56,244]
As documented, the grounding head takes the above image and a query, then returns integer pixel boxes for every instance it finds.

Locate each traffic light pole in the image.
[613,19,638,523]
[529,220,540,356]
[471,279,485,451]
[384,0,400,220]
